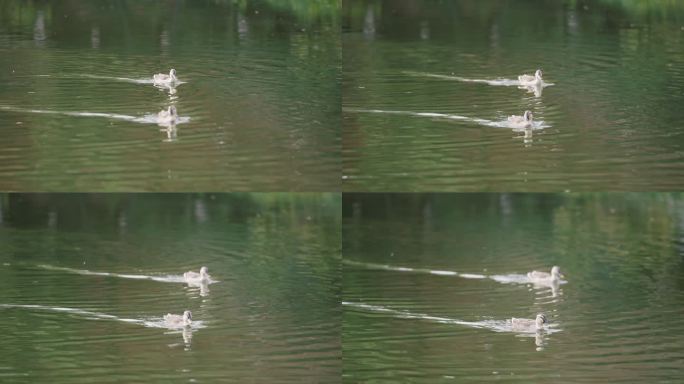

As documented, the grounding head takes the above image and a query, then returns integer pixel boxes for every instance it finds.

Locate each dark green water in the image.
[343,193,684,382]
[0,193,341,383]
[343,0,684,191]
[0,0,340,191]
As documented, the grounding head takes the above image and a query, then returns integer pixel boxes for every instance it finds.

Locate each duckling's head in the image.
[535,313,547,328]
[170,68,177,77]
[523,110,533,122]
[200,266,208,276]
[551,266,564,279]
[535,69,543,80]
[183,310,192,324]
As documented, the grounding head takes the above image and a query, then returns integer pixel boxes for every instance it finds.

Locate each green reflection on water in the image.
[342,193,684,382]
[0,0,341,191]
[343,0,684,191]
[0,193,341,382]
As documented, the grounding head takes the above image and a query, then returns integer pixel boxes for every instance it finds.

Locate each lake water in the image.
[0,193,341,383]
[343,0,684,191]
[0,0,340,191]
[343,193,684,382]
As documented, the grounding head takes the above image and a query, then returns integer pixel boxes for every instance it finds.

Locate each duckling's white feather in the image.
[527,266,564,284]
[163,310,192,328]
[507,110,534,129]
[153,69,178,85]
[518,69,543,87]
[511,314,546,332]
[184,266,211,284]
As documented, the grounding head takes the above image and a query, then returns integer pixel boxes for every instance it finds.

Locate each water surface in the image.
[343,0,684,191]
[343,193,684,382]
[0,0,340,191]
[0,193,341,383]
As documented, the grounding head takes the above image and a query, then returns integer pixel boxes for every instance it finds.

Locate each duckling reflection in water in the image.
[521,128,534,144]
[182,327,193,344]
[519,82,543,97]
[511,313,547,332]
[165,322,194,346]
[155,82,178,96]
[163,310,192,328]
[535,331,546,351]
[161,124,178,142]
[187,279,210,297]
[545,279,562,298]
[157,106,180,140]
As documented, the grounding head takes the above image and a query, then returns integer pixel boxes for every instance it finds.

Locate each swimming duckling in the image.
[507,110,534,129]
[511,313,547,332]
[184,266,211,284]
[157,106,178,125]
[163,310,192,328]
[153,69,178,85]
[527,266,564,284]
[518,69,543,87]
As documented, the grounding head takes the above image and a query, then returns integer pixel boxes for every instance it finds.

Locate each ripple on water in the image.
[343,4,684,191]
[1,31,338,191]
[343,194,684,381]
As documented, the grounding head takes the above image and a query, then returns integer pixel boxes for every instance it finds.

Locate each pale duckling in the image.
[511,313,547,332]
[527,266,564,284]
[157,106,178,125]
[518,69,543,87]
[184,266,211,283]
[163,310,192,328]
[507,110,534,129]
[153,68,178,85]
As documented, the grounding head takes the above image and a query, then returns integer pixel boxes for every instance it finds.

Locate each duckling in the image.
[518,69,543,87]
[527,266,564,284]
[153,68,178,85]
[507,110,534,129]
[511,313,547,332]
[157,106,178,125]
[184,266,211,284]
[163,310,192,328]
